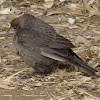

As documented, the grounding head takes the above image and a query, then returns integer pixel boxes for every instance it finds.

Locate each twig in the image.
[74,89,100,100]
[4,69,27,82]
[45,90,54,100]
[50,24,68,27]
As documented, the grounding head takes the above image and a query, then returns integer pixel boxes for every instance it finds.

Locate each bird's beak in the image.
[5,28,15,36]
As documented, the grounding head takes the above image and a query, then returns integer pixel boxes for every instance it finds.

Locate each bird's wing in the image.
[16,28,75,50]
[16,28,75,61]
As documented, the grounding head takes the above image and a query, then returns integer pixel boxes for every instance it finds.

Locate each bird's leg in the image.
[19,70,41,79]
[19,65,53,79]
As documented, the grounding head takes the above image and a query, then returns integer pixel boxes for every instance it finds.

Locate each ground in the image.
[0,0,100,100]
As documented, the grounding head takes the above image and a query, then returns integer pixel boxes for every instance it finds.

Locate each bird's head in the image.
[6,18,21,36]
[6,13,34,36]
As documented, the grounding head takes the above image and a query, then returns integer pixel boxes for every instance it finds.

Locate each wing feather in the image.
[16,28,75,50]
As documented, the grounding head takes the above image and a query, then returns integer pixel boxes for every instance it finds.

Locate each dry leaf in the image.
[43,1,54,9]
[59,0,66,3]
[0,8,11,14]
[44,0,54,2]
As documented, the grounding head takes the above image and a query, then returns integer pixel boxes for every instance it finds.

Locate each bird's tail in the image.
[65,49,97,75]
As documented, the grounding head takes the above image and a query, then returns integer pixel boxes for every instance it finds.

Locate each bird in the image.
[6,14,97,79]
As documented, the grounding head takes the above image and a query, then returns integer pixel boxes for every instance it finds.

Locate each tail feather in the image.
[65,49,97,75]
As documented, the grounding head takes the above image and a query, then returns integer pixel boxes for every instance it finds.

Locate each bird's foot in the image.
[19,71,37,79]
[19,71,45,79]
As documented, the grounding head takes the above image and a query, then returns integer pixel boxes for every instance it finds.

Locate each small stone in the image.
[68,18,75,24]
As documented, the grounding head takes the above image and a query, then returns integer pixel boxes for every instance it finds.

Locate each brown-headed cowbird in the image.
[6,14,97,79]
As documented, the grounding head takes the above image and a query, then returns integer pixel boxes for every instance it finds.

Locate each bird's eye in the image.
[14,27,16,29]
